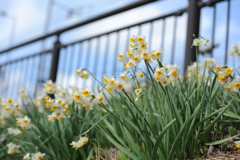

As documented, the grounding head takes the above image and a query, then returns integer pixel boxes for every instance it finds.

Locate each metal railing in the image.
[0,0,235,99]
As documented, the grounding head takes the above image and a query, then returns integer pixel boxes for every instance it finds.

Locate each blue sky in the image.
[0,0,240,98]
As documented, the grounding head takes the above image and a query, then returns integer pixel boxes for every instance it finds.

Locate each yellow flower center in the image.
[196,41,201,45]
[128,61,133,66]
[98,97,104,102]
[22,126,27,130]
[23,120,28,124]
[226,86,232,91]
[154,77,161,81]
[63,109,68,114]
[106,87,112,92]
[82,90,89,96]
[171,70,177,76]
[117,84,124,90]
[103,78,108,83]
[155,52,161,57]
[128,52,133,57]
[77,144,83,148]
[129,43,134,48]
[234,83,240,88]
[130,38,135,43]
[138,37,143,42]
[150,53,155,58]
[216,67,221,72]
[133,57,139,61]
[7,99,13,104]
[235,144,240,148]
[135,89,141,94]
[155,70,163,76]
[84,73,89,78]
[142,52,148,57]
[76,70,80,75]
[140,44,146,49]
[109,80,115,86]
[82,140,87,144]
[225,68,232,74]
[52,106,57,110]
[85,105,90,109]
[145,58,151,62]
[75,94,81,100]
[162,80,168,85]
[139,73,144,77]
[120,75,125,79]
[59,117,64,120]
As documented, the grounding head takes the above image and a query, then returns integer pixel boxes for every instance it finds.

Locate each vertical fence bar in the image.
[148,21,154,50]
[26,57,33,95]
[4,63,9,97]
[30,56,37,96]
[92,37,100,90]
[184,0,201,71]
[161,19,166,50]
[66,45,74,88]
[58,48,66,85]
[112,32,120,76]
[50,36,61,82]
[10,62,17,98]
[102,35,109,76]
[83,39,92,88]
[122,29,130,73]
[210,4,216,57]
[75,42,82,86]
[224,0,230,65]
[20,59,27,92]
[63,46,69,87]
[34,53,43,96]
[0,65,3,96]
[17,60,23,95]
[171,16,177,64]
[70,45,76,87]
[7,62,14,98]
[13,60,20,99]
[160,19,166,61]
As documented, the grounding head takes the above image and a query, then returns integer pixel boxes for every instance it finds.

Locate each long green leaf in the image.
[206,134,240,145]
[151,119,176,160]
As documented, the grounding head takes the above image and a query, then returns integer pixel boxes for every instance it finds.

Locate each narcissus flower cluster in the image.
[70,136,88,149]
[215,65,240,92]
[23,152,46,160]
[118,35,163,70]
[7,142,20,154]
[7,127,22,136]
[0,98,21,118]
[16,116,32,130]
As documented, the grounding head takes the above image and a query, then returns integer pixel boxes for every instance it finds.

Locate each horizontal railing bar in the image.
[0,49,51,66]
[60,7,188,48]
[198,0,226,7]
[0,0,158,54]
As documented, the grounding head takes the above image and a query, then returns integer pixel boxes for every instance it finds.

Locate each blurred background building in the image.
[0,0,239,99]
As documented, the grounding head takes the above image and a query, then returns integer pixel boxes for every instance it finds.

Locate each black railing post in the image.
[50,36,61,82]
[184,0,201,71]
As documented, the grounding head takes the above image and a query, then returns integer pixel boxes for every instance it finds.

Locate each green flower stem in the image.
[122,89,157,139]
